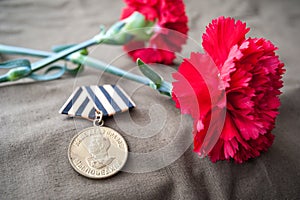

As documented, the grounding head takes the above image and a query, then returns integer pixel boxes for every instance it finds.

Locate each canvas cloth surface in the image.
[0,0,299,199]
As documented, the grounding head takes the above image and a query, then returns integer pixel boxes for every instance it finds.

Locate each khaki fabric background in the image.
[0,0,299,199]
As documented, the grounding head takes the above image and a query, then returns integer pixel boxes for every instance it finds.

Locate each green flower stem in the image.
[30,38,97,72]
[0,11,156,83]
[0,44,172,96]
[0,38,98,82]
[26,11,152,72]
[0,44,50,57]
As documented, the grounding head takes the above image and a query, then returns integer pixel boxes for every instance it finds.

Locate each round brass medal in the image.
[68,126,128,179]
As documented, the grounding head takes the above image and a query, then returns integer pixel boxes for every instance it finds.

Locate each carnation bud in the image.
[6,66,31,81]
[94,11,154,45]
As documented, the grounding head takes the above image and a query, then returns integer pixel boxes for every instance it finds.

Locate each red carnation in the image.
[172,17,285,163]
[121,0,188,64]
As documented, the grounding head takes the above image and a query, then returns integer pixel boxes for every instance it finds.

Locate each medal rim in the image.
[68,126,128,179]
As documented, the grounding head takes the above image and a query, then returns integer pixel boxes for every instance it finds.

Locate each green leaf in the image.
[137,58,163,87]
[0,59,31,69]
[66,64,84,75]
[29,65,65,81]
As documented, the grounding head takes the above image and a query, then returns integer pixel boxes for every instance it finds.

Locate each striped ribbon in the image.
[59,85,136,120]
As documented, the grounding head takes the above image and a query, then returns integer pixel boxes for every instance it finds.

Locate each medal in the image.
[59,85,135,179]
[68,112,128,179]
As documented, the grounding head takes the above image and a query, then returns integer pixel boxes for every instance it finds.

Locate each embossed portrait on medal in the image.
[86,133,115,169]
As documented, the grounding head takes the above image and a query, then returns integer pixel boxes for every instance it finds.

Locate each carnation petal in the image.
[202,16,250,67]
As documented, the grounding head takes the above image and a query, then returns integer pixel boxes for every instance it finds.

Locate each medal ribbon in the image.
[59,85,136,120]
